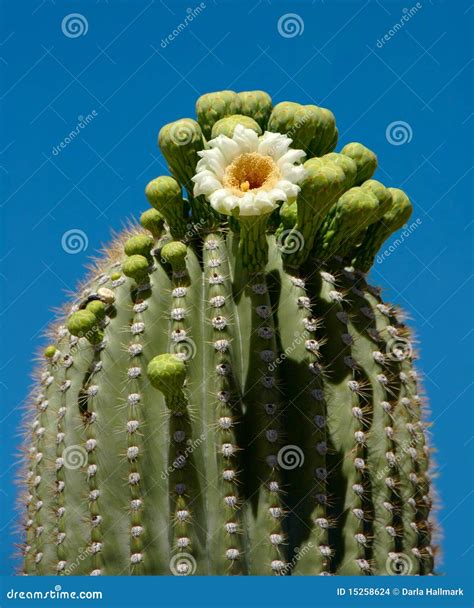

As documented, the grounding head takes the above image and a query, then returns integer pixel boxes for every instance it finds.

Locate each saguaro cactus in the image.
[20,90,436,576]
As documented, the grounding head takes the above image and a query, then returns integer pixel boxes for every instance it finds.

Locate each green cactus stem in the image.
[235,214,271,273]
[19,90,436,576]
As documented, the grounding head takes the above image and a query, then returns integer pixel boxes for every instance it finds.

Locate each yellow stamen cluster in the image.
[223,153,280,196]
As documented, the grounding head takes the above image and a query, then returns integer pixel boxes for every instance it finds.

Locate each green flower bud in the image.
[140,208,164,238]
[196,90,241,139]
[44,345,57,359]
[238,90,272,129]
[341,143,377,185]
[124,235,154,259]
[147,354,188,410]
[145,176,181,209]
[86,299,106,321]
[211,115,262,139]
[145,176,186,239]
[279,201,298,229]
[122,255,150,282]
[161,241,187,271]
[67,310,103,344]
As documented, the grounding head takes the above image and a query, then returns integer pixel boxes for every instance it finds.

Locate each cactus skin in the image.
[19,90,436,576]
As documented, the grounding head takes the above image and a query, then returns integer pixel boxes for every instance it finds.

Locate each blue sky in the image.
[1,0,472,590]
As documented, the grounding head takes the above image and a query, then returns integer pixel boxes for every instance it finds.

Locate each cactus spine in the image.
[19,90,436,576]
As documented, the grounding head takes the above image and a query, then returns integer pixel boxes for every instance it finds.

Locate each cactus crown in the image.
[20,90,435,577]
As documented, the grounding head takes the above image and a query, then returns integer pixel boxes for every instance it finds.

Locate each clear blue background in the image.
[0,0,472,605]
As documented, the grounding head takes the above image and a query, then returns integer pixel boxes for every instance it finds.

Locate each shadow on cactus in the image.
[21,90,436,576]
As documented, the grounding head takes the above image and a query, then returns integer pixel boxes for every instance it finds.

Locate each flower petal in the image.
[267,188,288,203]
[232,124,259,153]
[277,148,306,166]
[209,189,239,214]
[280,163,307,184]
[258,131,292,159]
[208,135,241,164]
[276,179,301,199]
[192,170,222,197]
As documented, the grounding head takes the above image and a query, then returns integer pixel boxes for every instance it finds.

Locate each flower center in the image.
[223,152,280,196]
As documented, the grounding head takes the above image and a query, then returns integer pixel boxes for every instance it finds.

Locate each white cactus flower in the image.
[192,125,306,217]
